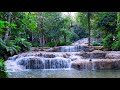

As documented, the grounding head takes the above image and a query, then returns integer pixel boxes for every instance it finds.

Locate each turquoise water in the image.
[7,69,120,78]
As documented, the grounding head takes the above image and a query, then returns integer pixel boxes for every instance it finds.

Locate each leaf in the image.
[11,23,17,28]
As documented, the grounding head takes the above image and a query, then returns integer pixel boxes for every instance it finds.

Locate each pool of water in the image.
[7,69,120,78]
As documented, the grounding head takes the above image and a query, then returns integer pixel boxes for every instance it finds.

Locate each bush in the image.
[0,37,32,60]
[112,32,120,50]
[6,41,21,56]
[112,41,120,50]
[13,37,32,51]
[70,32,79,42]
[32,42,40,47]
[48,42,57,47]
[0,39,20,59]
[92,42,102,46]
[103,34,113,50]
[0,58,8,78]
[0,58,5,71]
[48,41,72,47]
[57,41,71,46]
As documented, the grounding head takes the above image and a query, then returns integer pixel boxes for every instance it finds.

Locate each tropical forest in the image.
[0,12,120,78]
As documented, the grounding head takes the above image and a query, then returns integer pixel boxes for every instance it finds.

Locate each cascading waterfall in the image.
[6,44,104,72]
[60,46,81,52]
[6,55,72,71]
[24,57,71,69]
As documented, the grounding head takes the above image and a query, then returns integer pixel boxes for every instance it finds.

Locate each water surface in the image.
[7,69,120,78]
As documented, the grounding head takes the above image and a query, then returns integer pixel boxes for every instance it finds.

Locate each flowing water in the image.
[60,46,81,52]
[5,38,120,78]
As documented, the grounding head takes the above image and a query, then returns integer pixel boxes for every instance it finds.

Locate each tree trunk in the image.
[32,32,34,43]
[87,12,91,46]
[42,34,45,46]
[64,33,67,43]
[0,38,2,42]
[4,12,12,42]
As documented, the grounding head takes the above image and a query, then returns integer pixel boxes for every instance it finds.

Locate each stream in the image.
[5,38,120,78]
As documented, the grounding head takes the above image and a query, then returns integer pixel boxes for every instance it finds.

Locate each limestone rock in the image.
[106,52,120,59]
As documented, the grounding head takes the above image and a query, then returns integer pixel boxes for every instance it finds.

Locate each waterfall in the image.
[7,56,71,70]
[60,46,81,52]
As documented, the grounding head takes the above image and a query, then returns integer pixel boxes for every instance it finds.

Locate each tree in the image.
[87,12,91,46]
[4,12,12,42]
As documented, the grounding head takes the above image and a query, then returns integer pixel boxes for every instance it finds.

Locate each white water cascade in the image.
[17,56,71,69]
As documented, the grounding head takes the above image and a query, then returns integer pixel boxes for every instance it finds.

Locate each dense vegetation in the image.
[76,12,120,50]
[0,12,89,60]
[0,58,8,78]
[1,12,120,77]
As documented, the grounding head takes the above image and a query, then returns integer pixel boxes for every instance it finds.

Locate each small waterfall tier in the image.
[16,56,71,69]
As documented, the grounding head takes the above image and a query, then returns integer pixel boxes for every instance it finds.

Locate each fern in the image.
[13,37,32,51]
[5,41,21,56]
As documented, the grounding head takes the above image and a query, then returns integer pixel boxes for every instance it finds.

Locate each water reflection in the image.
[7,69,120,78]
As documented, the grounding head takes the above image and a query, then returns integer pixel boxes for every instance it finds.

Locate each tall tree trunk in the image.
[42,34,45,46]
[32,32,34,43]
[4,12,12,42]
[39,34,42,47]
[87,12,91,46]
[41,31,44,47]
[64,33,67,43]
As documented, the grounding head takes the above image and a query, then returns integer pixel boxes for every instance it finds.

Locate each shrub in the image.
[48,41,58,47]
[102,34,113,50]
[57,41,71,46]
[112,32,120,50]
[92,42,102,46]
[48,41,72,47]
[32,42,40,47]
[0,39,20,59]
[0,58,5,71]
[0,58,8,78]
[6,41,21,56]
[13,37,32,51]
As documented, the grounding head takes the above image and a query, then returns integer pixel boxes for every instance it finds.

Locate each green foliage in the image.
[76,12,88,29]
[103,34,113,50]
[92,42,102,46]
[48,42,57,47]
[0,58,5,71]
[48,41,72,47]
[0,71,8,78]
[13,37,32,51]
[70,32,79,41]
[71,25,88,41]
[32,42,40,47]
[112,32,120,50]
[57,41,72,46]
[5,41,21,56]
[0,58,8,78]
[0,39,20,59]
[97,12,117,34]
[1,12,120,60]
